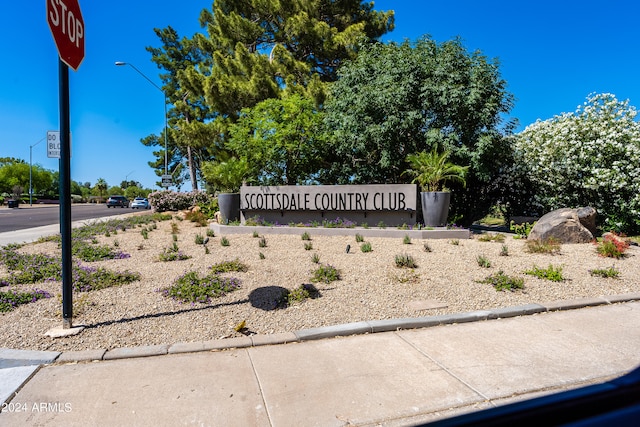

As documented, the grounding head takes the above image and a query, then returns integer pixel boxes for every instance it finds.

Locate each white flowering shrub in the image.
[148,190,212,212]
[506,93,640,234]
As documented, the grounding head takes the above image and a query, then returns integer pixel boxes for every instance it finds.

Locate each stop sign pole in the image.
[47,0,85,330]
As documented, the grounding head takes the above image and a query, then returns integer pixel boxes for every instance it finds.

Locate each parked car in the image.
[130,197,150,209]
[106,195,129,208]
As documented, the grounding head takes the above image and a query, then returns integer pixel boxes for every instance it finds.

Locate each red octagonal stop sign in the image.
[47,0,85,71]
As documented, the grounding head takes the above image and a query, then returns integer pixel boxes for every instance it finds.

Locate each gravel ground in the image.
[1,212,639,352]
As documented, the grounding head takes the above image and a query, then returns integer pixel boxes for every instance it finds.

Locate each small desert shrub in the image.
[172,234,178,242]
[206,228,215,237]
[478,271,524,292]
[195,234,205,245]
[500,244,509,256]
[259,252,266,260]
[423,242,432,252]
[595,234,629,259]
[185,210,208,227]
[395,253,417,268]
[360,242,372,253]
[220,236,230,247]
[72,241,130,262]
[170,222,179,234]
[210,259,249,274]
[161,271,241,304]
[311,253,320,263]
[525,238,561,254]
[55,292,93,317]
[258,237,267,248]
[311,264,341,283]
[477,233,505,243]
[304,242,313,251]
[450,239,460,246]
[141,229,149,239]
[524,264,565,282]
[301,232,311,241]
[476,255,491,268]
[355,233,364,243]
[403,235,411,244]
[72,266,141,292]
[252,231,260,238]
[377,221,386,229]
[589,266,620,278]
[510,221,536,239]
[159,245,191,262]
[393,270,420,284]
[279,284,320,307]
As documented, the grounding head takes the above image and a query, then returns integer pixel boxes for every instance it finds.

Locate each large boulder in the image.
[528,207,595,243]
[576,206,597,235]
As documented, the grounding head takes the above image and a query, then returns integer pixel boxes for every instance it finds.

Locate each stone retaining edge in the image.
[210,223,470,239]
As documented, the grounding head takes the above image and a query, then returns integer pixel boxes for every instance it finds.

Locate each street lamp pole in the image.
[115,61,168,177]
[29,137,46,206]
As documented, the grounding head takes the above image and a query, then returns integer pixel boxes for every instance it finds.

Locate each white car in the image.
[130,197,150,209]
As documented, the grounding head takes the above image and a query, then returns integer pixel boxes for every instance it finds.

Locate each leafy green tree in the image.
[505,93,640,234]
[227,94,327,185]
[0,162,53,196]
[120,180,141,190]
[124,185,147,200]
[108,186,124,196]
[322,37,515,224]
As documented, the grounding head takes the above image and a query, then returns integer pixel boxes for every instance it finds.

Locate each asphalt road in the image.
[0,204,141,233]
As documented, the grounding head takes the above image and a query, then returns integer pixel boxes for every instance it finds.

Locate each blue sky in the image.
[1,1,638,191]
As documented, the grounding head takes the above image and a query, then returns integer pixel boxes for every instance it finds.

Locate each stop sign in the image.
[47,0,85,71]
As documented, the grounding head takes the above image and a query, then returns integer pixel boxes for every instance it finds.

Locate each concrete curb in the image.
[7,293,626,365]
[2,294,638,366]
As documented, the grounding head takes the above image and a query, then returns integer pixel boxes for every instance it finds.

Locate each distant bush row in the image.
[148,190,212,212]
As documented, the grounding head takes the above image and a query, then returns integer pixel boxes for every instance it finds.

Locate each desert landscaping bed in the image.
[1,212,639,352]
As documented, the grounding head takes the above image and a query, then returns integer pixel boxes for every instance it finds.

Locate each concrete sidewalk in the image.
[1,301,639,426]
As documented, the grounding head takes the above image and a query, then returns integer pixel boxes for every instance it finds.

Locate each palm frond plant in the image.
[403,148,468,227]
[403,148,468,192]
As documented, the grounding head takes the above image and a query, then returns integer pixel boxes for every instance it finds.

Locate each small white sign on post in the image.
[46,131,71,158]
[161,174,172,187]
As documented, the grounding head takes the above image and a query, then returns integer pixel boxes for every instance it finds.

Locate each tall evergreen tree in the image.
[144,1,393,192]
[145,26,210,190]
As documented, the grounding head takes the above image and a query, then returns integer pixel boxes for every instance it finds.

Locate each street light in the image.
[29,136,46,206]
[115,61,168,179]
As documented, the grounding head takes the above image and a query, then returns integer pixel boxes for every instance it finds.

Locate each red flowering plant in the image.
[595,232,630,259]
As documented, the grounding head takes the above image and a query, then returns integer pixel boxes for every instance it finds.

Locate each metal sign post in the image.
[48,0,85,330]
[58,60,73,329]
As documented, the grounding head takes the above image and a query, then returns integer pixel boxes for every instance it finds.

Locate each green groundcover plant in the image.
[0,289,51,312]
[160,271,241,304]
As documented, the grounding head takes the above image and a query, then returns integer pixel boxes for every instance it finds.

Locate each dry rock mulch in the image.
[1,213,638,352]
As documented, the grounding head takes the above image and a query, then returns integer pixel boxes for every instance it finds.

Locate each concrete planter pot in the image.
[217,193,240,224]
[420,191,450,227]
